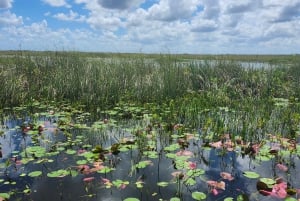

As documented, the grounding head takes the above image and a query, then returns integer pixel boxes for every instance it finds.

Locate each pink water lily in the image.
[211,188,219,195]
[78,165,90,174]
[176,150,193,157]
[220,172,234,181]
[188,161,197,170]
[276,163,288,172]
[271,182,287,199]
[259,180,287,199]
[209,141,223,148]
[171,171,184,180]
[102,178,113,188]
[83,177,95,182]
[207,180,225,190]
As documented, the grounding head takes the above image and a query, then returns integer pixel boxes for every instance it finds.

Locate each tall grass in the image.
[0,51,299,111]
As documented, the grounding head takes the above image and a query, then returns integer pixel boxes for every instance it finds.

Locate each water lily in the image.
[176,150,193,157]
[78,165,90,174]
[188,161,197,170]
[171,171,184,180]
[83,177,95,182]
[211,188,219,196]
[271,182,287,199]
[220,172,234,181]
[207,180,225,190]
[101,177,113,188]
[276,163,288,172]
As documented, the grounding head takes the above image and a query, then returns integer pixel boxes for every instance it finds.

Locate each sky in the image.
[0,0,300,54]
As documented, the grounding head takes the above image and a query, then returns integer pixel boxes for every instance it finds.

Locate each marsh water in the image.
[1,109,300,201]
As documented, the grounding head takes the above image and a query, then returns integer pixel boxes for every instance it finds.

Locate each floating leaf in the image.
[284,197,297,201]
[170,197,181,201]
[76,160,88,165]
[47,169,69,178]
[123,198,140,201]
[243,171,260,179]
[224,197,234,201]
[66,149,76,155]
[164,144,180,152]
[135,160,152,169]
[157,182,169,187]
[260,178,276,186]
[165,153,176,159]
[237,194,249,201]
[0,193,10,199]
[97,166,114,173]
[185,178,196,186]
[192,191,206,200]
[28,171,42,177]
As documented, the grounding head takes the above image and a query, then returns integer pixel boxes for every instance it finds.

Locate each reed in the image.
[0,51,299,114]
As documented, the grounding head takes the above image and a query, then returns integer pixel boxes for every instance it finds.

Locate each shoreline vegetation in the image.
[1,51,300,200]
[1,51,299,109]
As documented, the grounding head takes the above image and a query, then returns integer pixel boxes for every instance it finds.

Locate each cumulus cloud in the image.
[275,1,300,22]
[97,0,144,10]
[53,10,86,22]
[87,14,122,31]
[0,11,23,26]
[201,0,220,20]
[147,0,200,21]
[43,0,70,7]
[1,0,300,54]
[223,0,261,14]
[191,19,218,32]
[0,0,13,9]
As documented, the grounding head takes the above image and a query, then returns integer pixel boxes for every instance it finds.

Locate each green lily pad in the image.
[243,171,260,179]
[284,197,297,201]
[123,198,140,201]
[0,193,10,199]
[28,171,42,177]
[76,160,87,165]
[97,166,114,173]
[135,160,152,169]
[260,178,276,187]
[65,149,76,155]
[192,191,206,200]
[157,181,169,187]
[47,169,69,178]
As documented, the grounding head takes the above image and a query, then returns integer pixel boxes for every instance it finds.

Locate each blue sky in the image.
[0,0,300,54]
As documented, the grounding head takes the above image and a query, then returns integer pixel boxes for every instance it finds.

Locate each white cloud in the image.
[0,0,13,9]
[1,0,300,54]
[0,11,23,26]
[53,10,86,22]
[97,0,145,10]
[87,13,122,31]
[42,0,70,7]
[147,0,200,21]
[191,19,218,32]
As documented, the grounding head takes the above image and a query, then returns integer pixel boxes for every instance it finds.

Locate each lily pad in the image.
[123,198,140,201]
[0,193,10,199]
[192,191,206,200]
[243,171,260,179]
[47,169,69,178]
[157,181,169,187]
[28,171,42,177]
[76,160,88,165]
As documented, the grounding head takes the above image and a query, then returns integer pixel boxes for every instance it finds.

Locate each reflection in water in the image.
[1,116,300,201]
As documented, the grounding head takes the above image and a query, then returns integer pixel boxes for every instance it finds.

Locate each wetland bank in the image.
[1,51,300,201]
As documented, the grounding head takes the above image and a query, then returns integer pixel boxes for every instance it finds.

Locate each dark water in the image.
[1,117,300,201]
